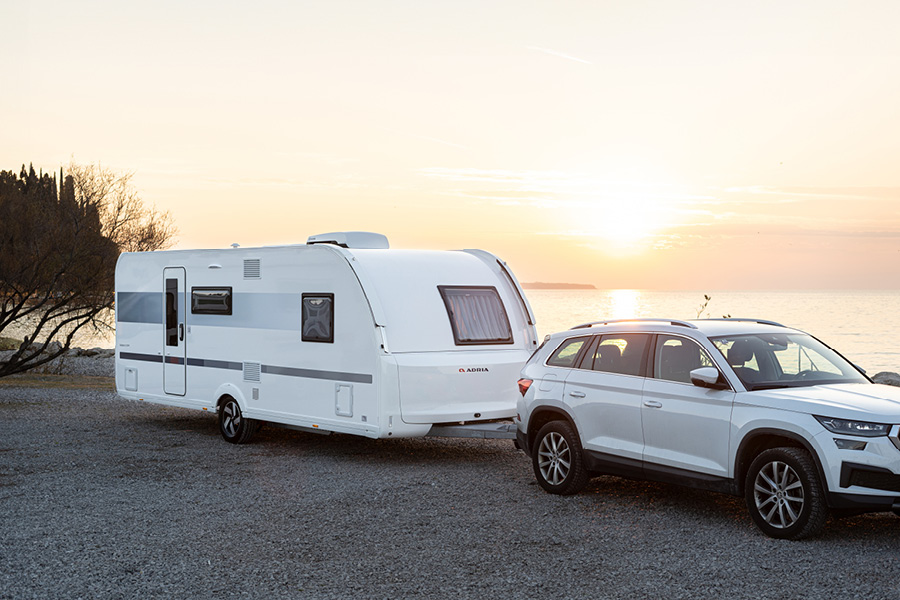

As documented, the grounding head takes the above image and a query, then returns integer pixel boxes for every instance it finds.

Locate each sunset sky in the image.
[4,0,900,289]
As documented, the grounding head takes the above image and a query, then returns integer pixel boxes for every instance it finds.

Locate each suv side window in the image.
[546,336,591,368]
[587,334,650,376]
[654,335,714,384]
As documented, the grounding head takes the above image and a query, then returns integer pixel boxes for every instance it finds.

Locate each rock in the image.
[80,347,100,357]
[872,371,900,387]
[23,341,63,356]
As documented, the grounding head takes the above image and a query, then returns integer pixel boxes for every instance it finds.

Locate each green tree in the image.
[0,162,176,377]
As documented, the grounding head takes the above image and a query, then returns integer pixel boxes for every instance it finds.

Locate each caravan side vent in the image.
[243,362,261,382]
[243,259,261,279]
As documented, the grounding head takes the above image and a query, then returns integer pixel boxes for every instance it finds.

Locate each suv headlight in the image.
[814,416,891,437]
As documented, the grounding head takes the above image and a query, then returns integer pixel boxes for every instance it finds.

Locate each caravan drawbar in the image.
[115,232,538,443]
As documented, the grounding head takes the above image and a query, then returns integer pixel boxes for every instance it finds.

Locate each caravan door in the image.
[163,267,186,396]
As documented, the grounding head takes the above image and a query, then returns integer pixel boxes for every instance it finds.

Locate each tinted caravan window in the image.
[439,286,513,345]
[302,293,334,343]
[191,287,233,315]
[165,278,178,346]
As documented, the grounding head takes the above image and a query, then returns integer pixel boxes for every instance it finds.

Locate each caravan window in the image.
[165,278,178,346]
[191,287,233,315]
[438,286,513,345]
[302,293,334,343]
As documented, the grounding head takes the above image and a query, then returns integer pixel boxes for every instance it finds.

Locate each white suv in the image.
[516,318,900,539]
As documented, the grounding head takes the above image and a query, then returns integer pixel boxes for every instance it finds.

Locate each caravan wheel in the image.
[218,397,259,444]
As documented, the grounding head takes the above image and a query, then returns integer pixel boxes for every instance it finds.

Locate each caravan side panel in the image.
[116,253,169,406]
[116,246,406,437]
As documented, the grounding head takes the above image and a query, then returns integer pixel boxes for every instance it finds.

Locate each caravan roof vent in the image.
[243,258,261,279]
[306,231,389,250]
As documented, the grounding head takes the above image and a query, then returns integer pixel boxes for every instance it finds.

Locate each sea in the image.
[526,290,900,375]
[55,289,900,375]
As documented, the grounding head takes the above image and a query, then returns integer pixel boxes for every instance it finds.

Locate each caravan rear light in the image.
[518,378,533,396]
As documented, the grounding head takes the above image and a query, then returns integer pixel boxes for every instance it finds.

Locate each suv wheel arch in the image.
[735,428,829,498]
[527,406,579,454]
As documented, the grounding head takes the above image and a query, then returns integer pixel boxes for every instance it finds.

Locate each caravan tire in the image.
[218,397,259,444]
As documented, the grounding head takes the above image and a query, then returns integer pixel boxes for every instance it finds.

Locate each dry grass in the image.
[0,337,21,351]
[0,373,115,390]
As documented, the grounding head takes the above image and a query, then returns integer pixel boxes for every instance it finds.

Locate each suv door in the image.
[641,334,734,477]
[562,333,650,463]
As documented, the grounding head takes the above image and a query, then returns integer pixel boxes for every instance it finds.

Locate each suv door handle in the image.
[643,400,663,408]
[569,391,586,398]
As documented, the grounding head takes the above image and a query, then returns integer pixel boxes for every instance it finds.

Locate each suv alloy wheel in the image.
[532,420,589,495]
[744,447,829,540]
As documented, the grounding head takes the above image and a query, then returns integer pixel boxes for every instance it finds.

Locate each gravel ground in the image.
[1,383,899,600]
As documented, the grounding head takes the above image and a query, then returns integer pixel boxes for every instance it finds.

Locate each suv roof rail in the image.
[698,318,786,327]
[570,318,698,330]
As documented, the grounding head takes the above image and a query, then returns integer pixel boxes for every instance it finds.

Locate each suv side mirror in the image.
[690,367,729,390]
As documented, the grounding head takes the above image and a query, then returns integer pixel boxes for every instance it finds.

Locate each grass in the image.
[0,373,115,390]
[0,337,21,351]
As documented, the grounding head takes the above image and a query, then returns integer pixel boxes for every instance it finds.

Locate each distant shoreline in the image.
[521,282,596,290]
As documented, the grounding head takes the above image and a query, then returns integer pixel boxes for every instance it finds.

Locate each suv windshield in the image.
[710,333,868,391]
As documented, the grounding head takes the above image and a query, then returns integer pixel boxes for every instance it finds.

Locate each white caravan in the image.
[115,232,538,443]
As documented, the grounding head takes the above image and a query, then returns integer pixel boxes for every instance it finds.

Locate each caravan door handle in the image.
[643,400,663,409]
[178,323,184,341]
[569,391,586,398]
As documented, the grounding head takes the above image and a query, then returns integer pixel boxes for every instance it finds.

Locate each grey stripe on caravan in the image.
[119,352,372,384]
[186,358,242,370]
[117,292,163,324]
[262,365,373,384]
[119,351,163,362]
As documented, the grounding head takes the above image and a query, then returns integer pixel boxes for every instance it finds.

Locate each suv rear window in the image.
[439,286,513,345]
[546,336,591,368]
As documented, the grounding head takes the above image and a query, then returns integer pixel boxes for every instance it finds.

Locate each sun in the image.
[595,202,658,246]
[575,191,669,254]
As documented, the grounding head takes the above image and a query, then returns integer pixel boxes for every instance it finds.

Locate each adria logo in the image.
[459,367,490,373]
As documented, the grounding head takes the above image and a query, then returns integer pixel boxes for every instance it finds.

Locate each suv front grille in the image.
[841,462,900,492]
[891,426,900,452]
[848,470,900,493]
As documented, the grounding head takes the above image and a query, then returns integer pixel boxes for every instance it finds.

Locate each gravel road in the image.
[1,382,899,600]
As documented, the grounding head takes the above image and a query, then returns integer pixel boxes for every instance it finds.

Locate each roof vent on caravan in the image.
[243,258,261,279]
[306,231,390,249]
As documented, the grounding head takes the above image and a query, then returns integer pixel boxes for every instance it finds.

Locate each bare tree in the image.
[0,162,176,377]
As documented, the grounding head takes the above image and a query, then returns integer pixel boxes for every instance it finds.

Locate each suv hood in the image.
[740,383,900,422]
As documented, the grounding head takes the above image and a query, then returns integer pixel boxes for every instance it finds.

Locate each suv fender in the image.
[734,427,830,498]
[524,404,580,455]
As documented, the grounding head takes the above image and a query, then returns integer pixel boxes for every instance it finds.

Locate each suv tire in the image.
[532,420,589,495]
[745,447,829,540]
